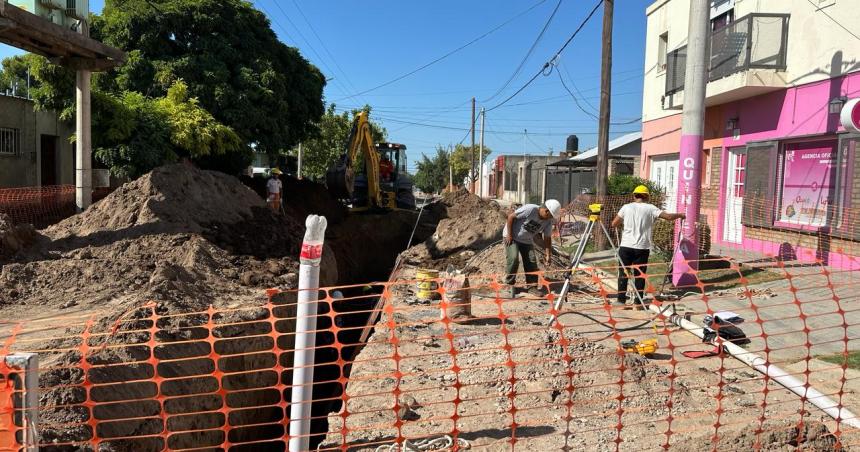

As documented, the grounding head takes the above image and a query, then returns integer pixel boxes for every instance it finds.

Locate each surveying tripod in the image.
[548,203,649,326]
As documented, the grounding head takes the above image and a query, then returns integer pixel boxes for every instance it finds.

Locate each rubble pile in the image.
[402,189,508,270]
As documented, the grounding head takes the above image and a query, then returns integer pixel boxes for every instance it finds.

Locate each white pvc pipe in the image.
[289,215,328,452]
[650,303,860,429]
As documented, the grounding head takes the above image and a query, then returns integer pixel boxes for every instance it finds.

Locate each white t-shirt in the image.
[267,178,282,194]
[617,202,663,250]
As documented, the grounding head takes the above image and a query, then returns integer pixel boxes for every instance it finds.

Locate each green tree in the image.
[606,174,665,200]
[449,144,492,186]
[413,147,450,194]
[298,104,387,180]
[93,81,241,179]
[91,0,326,158]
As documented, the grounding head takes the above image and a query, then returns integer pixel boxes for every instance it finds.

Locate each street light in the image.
[829,96,848,115]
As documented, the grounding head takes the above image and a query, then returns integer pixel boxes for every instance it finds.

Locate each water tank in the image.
[566,135,579,156]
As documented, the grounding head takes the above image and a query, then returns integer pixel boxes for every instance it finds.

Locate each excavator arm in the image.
[326,112,383,208]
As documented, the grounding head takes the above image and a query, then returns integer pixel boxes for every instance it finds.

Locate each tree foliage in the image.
[92,0,326,157]
[606,174,665,199]
[94,81,241,179]
[449,144,492,185]
[0,0,327,178]
[413,147,450,194]
[298,104,387,181]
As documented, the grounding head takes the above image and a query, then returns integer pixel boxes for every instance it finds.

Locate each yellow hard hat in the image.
[633,185,650,195]
[271,168,283,175]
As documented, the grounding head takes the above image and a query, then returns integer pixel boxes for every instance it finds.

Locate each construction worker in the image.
[610,185,685,308]
[502,199,561,298]
[379,155,394,182]
[267,168,283,212]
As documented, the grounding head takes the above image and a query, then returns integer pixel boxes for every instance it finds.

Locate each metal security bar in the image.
[0,128,20,156]
[665,13,790,96]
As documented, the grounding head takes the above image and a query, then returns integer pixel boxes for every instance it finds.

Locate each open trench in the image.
[29,205,441,452]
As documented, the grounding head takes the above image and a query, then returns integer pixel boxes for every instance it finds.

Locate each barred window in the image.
[0,128,20,155]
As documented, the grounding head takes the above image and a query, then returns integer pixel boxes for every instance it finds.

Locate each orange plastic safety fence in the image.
[0,194,859,450]
[0,185,113,228]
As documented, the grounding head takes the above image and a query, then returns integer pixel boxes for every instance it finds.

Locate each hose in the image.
[375,435,471,451]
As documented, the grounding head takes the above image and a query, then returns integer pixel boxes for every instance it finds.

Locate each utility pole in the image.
[673,0,709,286]
[478,107,485,198]
[470,97,476,193]
[595,0,613,200]
[297,143,303,180]
[594,0,613,250]
[448,144,453,192]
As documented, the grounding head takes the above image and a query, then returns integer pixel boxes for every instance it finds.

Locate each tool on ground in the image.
[549,203,649,325]
[621,338,658,356]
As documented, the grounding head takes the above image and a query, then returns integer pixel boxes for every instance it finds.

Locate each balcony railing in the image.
[665,13,789,96]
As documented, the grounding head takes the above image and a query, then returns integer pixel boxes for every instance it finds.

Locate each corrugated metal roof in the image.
[570,132,642,162]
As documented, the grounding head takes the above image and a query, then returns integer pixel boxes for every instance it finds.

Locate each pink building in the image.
[641,0,860,267]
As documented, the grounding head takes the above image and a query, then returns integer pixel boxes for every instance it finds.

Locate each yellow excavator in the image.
[326,112,415,211]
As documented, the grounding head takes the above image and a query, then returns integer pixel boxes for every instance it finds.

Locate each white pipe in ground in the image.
[650,303,860,429]
[289,215,328,452]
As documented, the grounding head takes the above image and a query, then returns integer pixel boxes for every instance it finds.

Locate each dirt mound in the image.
[0,213,39,257]
[402,189,507,270]
[46,164,264,239]
[672,421,839,451]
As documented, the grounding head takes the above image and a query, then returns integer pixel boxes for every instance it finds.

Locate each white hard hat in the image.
[544,199,561,219]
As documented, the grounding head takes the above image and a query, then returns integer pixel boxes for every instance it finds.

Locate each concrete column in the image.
[75,69,92,211]
[672,0,709,286]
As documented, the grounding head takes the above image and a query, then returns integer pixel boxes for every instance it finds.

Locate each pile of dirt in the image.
[672,421,839,451]
[402,189,508,270]
[0,213,39,258]
[0,164,318,315]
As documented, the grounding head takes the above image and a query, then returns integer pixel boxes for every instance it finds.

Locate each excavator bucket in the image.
[326,154,355,200]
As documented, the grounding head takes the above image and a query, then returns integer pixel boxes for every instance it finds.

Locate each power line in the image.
[486,0,604,112]
[556,66,641,125]
[560,59,598,113]
[805,0,860,42]
[481,0,563,103]
[334,0,548,101]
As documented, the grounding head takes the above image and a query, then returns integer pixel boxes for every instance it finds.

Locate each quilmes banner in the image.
[779,141,838,227]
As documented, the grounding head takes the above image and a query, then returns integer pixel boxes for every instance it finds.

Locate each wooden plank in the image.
[0,2,124,63]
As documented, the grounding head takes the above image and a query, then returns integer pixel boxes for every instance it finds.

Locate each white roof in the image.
[570,132,642,161]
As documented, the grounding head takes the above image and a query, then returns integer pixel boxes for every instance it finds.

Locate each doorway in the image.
[649,155,679,210]
[723,148,746,243]
[40,135,58,186]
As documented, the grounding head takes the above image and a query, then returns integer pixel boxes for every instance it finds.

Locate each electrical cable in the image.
[335,0,550,101]
[804,0,860,42]
[486,0,604,112]
[481,0,563,104]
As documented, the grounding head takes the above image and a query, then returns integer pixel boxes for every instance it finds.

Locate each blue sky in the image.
[0,0,652,172]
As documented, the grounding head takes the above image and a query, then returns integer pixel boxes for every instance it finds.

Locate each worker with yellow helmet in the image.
[610,185,685,308]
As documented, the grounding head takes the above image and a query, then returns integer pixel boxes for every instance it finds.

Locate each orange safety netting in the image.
[0,196,858,450]
[0,185,113,228]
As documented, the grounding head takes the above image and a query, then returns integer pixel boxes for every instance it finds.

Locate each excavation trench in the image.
[0,166,443,451]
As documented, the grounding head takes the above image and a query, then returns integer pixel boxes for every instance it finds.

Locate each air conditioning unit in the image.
[7,0,88,29]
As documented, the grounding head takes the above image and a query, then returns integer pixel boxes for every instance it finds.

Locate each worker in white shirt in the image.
[610,185,685,308]
[267,168,283,212]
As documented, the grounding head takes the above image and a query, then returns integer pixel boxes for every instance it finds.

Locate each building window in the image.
[0,127,20,156]
[776,140,839,228]
[711,10,734,31]
[657,33,668,72]
[702,149,712,186]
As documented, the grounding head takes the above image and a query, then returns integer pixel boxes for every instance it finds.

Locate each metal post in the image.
[448,144,453,191]
[75,69,92,211]
[289,215,328,452]
[672,0,709,286]
[478,107,485,197]
[470,97,476,192]
[3,353,39,451]
[297,143,303,180]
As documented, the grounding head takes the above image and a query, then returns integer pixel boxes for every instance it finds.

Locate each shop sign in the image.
[842,98,860,133]
[779,142,838,227]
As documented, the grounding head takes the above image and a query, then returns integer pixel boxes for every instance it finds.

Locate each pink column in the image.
[673,135,703,286]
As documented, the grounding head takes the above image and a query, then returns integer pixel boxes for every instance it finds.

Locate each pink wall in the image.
[641,71,860,267]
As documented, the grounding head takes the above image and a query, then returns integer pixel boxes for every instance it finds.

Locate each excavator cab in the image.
[326,113,415,211]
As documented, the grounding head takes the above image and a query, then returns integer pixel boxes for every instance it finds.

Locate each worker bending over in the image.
[610,185,684,308]
[502,199,561,298]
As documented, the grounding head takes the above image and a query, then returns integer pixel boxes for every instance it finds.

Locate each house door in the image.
[723,148,746,243]
[649,156,679,210]
[40,135,58,186]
